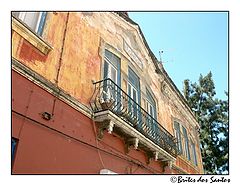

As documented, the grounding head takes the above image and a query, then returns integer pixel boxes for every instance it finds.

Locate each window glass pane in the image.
[12,138,18,161]
[104,50,120,87]
[12,12,20,17]
[11,139,16,156]
[127,84,132,113]
[182,126,191,160]
[104,61,117,84]
[146,89,157,120]
[13,12,47,36]
[128,67,139,89]
[128,83,131,96]
[174,121,183,154]
[103,61,109,79]
[191,142,198,166]
[146,89,155,106]
[177,133,181,152]
[105,49,120,68]
[22,12,41,31]
[132,88,137,102]
[37,12,47,36]
[149,104,153,116]
[110,66,117,83]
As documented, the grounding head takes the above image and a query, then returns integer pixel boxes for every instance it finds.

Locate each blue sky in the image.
[128,12,228,100]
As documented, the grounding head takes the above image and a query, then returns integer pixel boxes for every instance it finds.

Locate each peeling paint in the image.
[12,12,203,174]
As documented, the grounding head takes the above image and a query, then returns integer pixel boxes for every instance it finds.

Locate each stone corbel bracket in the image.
[124,137,139,154]
[96,120,114,140]
[146,151,159,164]
[163,160,173,170]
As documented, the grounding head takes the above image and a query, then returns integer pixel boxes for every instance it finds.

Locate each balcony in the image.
[90,78,178,164]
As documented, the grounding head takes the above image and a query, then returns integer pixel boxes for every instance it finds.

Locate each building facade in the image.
[11,12,204,174]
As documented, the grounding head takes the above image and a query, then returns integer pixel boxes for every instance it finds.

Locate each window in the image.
[103,49,121,103]
[174,121,183,154]
[104,49,121,85]
[145,89,159,139]
[128,82,138,116]
[146,101,154,117]
[146,89,157,119]
[12,11,47,36]
[128,67,140,124]
[11,138,18,162]
[182,126,191,161]
[174,121,197,165]
[128,67,140,102]
[191,140,198,166]
[104,59,117,83]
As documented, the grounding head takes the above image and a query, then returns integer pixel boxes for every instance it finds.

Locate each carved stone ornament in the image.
[154,151,159,161]
[162,83,171,98]
[123,40,143,69]
[163,160,173,170]
[97,120,115,140]
[124,137,139,154]
[146,151,160,164]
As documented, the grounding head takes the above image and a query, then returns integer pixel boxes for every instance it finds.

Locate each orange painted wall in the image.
[57,13,101,105]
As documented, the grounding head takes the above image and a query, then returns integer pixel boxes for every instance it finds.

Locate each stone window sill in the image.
[12,16,53,55]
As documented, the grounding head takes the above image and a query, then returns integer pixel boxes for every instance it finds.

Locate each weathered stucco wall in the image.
[12,12,203,173]
[12,12,68,83]
[66,12,203,172]
[70,13,191,131]
[57,13,101,105]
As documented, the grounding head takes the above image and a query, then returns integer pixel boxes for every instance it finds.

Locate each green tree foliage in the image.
[183,72,228,174]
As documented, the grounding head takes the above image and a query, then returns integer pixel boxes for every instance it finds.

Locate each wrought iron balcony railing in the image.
[90,78,178,158]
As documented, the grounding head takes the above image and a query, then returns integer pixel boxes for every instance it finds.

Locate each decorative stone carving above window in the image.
[123,40,143,69]
[161,82,172,98]
[158,73,165,83]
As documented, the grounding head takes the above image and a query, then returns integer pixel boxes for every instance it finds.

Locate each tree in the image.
[183,72,228,174]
